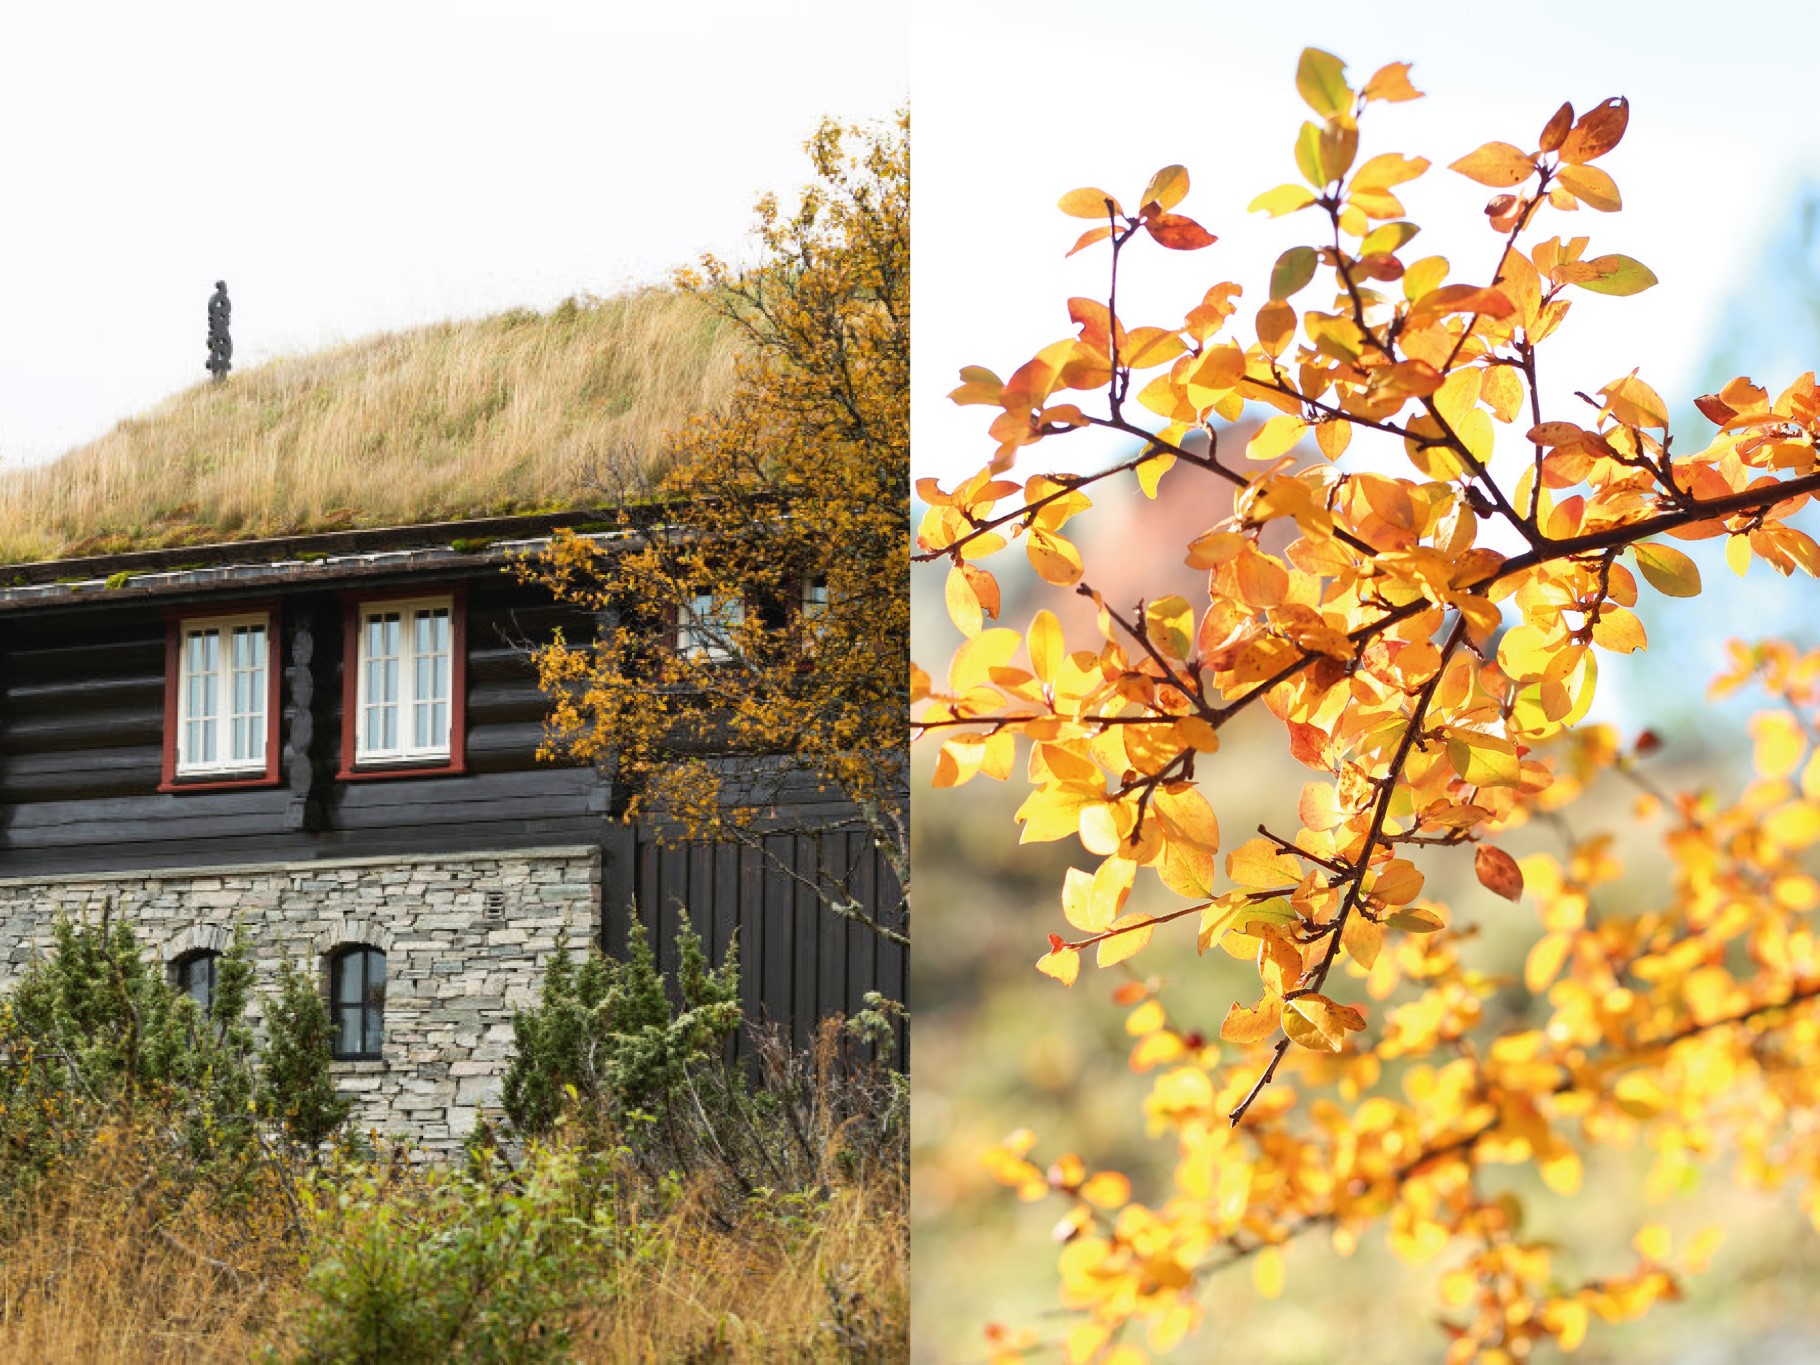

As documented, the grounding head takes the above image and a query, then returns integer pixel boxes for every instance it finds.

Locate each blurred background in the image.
[911,2,1820,1358]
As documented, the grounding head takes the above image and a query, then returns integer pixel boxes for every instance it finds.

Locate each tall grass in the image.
[0,1056,906,1363]
[0,290,742,563]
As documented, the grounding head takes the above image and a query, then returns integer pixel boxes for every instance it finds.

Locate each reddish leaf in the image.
[1538,101,1573,153]
[1560,97,1628,164]
[1144,214,1217,251]
[1474,844,1525,901]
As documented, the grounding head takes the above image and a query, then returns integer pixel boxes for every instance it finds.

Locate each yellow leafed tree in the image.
[527,111,909,950]
[915,49,1820,1362]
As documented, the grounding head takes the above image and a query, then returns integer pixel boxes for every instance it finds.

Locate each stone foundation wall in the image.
[0,846,602,1150]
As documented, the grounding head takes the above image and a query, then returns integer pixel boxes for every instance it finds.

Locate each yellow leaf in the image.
[1140,164,1190,214]
[1557,163,1621,212]
[1600,372,1669,428]
[1590,606,1646,654]
[1253,1245,1285,1298]
[1145,596,1195,659]
[1123,1000,1165,1037]
[1153,783,1220,853]
[1036,944,1081,986]
[1726,533,1752,578]
[1447,729,1520,788]
[1226,837,1302,889]
[1028,609,1064,684]
[1526,931,1572,992]
[945,564,982,638]
[1079,1170,1132,1209]
[1633,1222,1672,1263]
[1801,747,1820,801]
[1220,993,1282,1043]
[1448,141,1535,188]
[1097,913,1155,968]
[1137,451,1175,498]
[1248,415,1309,461]
[1362,61,1422,104]
[1058,186,1121,220]
[1284,993,1366,1051]
[1539,1145,1582,1195]
[1385,906,1445,933]
[1248,183,1317,218]
[933,735,988,788]
[950,628,1022,693]
[1015,785,1103,844]
[1295,47,1350,118]
[1752,711,1807,780]
[1632,542,1701,597]
[1370,859,1425,905]
[1315,419,1352,461]
[1027,528,1084,586]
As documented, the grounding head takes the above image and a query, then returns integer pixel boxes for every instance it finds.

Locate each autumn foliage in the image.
[915,48,1820,1362]
[525,112,909,947]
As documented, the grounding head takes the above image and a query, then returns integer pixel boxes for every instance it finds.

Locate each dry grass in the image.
[0,289,743,563]
[0,1135,301,1364]
[0,1135,905,1363]
[574,1171,909,1362]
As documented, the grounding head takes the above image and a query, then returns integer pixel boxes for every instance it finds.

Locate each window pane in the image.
[177,952,217,1011]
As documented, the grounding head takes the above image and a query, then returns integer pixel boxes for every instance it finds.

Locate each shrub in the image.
[501,915,742,1140]
[259,957,350,1155]
[0,908,260,1187]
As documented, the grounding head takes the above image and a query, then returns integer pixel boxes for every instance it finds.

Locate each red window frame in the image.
[336,584,468,781]
[158,602,283,794]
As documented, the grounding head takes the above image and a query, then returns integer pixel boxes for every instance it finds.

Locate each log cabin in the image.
[0,297,906,1148]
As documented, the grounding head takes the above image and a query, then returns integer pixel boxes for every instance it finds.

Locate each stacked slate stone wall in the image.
[0,845,601,1149]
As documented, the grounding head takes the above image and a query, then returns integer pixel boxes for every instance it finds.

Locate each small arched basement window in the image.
[328,945,386,1060]
[172,949,221,1012]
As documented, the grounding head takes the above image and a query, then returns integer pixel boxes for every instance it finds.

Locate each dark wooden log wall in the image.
[0,574,603,874]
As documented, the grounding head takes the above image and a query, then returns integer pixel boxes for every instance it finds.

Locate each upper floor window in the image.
[173,949,220,1012]
[677,590,743,662]
[161,610,280,791]
[328,945,386,1059]
[801,576,830,620]
[357,597,452,764]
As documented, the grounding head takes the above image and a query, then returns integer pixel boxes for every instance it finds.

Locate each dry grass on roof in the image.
[0,289,743,563]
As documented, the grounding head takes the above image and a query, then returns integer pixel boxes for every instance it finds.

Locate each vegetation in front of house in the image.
[0,288,744,563]
[0,910,907,1362]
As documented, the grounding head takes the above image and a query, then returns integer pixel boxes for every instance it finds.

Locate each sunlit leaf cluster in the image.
[914,49,1820,1361]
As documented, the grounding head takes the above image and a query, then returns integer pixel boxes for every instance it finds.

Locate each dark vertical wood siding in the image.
[623,823,907,1060]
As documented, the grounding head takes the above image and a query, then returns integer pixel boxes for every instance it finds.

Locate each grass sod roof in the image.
[0,289,743,564]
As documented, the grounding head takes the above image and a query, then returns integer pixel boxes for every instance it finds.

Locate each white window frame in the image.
[677,590,744,663]
[175,612,271,777]
[801,575,830,620]
[354,596,454,765]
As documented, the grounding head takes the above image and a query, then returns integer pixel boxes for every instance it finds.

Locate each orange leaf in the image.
[1145,213,1217,251]
[1362,61,1422,104]
[1448,141,1535,188]
[1560,96,1628,164]
[1538,101,1573,153]
[1220,994,1283,1044]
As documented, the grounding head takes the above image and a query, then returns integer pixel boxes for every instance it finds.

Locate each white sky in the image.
[0,1,906,468]
[912,0,1820,487]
